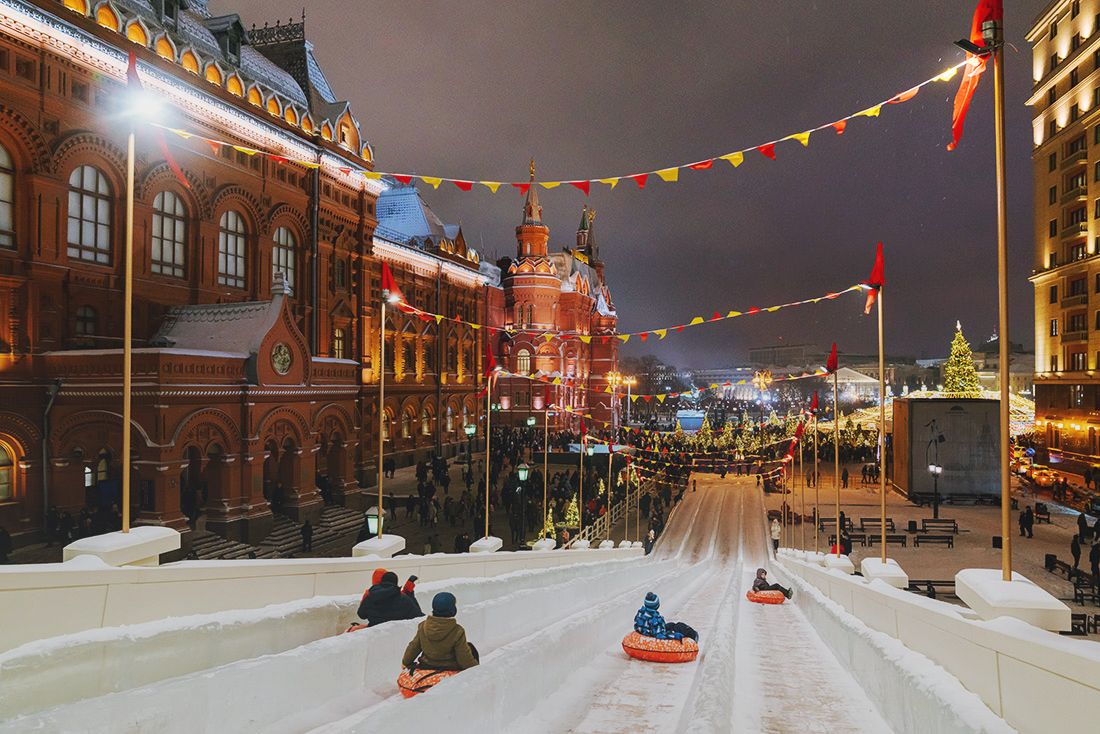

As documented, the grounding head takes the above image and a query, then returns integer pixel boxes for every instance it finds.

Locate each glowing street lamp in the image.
[365,506,384,536]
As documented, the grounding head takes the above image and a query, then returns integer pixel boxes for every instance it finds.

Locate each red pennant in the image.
[380,261,403,303]
[128,52,190,191]
[674,326,685,332]
[580,418,587,437]
[710,311,722,321]
[889,86,920,104]
[747,307,760,315]
[810,391,819,413]
[206,140,222,155]
[826,342,838,373]
[831,120,847,135]
[393,174,413,184]
[688,160,714,171]
[270,155,289,165]
[453,180,474,191]
[338,166,352,174]
[629,173,649,189]
[484,338,498,377]
[512,183,531,195]
[601,336,610,344]
[947,0,1001,151]
[639,333,648,342]
[643,395,653,403]
[568,180,591,195]
[756,143,776,160]
[863,242,885,314]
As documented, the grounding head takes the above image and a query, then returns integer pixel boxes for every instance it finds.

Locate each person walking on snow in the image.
[634,592,698,642]
[752,568,793,599]
[770,518,781,553]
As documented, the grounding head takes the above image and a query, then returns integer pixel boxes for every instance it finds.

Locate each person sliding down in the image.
[752,568,792,599]
[634,592,698,642]
[402,592,480,672]
[357,571,423,626]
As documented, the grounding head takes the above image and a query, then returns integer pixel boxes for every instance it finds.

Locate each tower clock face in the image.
[271,342,293,375]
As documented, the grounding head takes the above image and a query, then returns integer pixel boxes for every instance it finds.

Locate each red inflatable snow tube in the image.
[621,631,699,663]
[397,668,460,698]
[343,622,368,633]
[746,590,786,605]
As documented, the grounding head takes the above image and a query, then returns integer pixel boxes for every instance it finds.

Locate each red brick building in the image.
[0,0,618,549]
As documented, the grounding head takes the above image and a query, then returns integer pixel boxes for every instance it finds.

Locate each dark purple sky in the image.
[221,0,1038,367]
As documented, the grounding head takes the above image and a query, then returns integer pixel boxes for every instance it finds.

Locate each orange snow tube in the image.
[343,622,368,633]
[621,631,699,663]
[397,668,460,698]
[746,590,786,605]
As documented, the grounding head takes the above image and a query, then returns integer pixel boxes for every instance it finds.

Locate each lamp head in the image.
[527,416,537,427]
[464,424,476,437]
[517,462,530,482]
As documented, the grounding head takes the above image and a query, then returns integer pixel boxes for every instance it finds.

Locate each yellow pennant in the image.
[552,377,562,385]
[434,314,444,324]
[719,152,744,167]
[709,383,719,389]
[579,335,592,344]
[540,181,562,190]
[420,176,442,188]
[363,171,384,180]
[543,333,554,342]
[604,386,613,393]
[618,334,631,343]
[656,394,667,403]
[654,329,667,340]
[631,394,640,402]
[480,181,502,193]
[301,161,321,169]
[232,145,257,155]
[470,324,481,330]
[598,178,620,189]
[935,67,958,82]
[170,128,192,139]
[767,306,781,312]
[655,167,680,182]
[727,310,741,318]
[689,316,705,326]
[856,105,882,118]
[788,131,812,147]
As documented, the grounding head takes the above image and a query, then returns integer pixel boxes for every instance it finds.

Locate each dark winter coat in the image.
[357,581,423,626]
[402,615,479,670]
[634,605,682,640]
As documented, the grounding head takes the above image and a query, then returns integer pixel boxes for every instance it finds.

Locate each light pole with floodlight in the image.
[517,461,530,546]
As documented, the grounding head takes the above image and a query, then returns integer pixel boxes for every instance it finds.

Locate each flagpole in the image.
[813,407,819,555]
[484,372,492,540]
[833,369,840,555]
[543,405,549,540]
[578,433,585,542]
[799,427,806,551]
[121,127,135,534]
[988,17,1012,582]
[377,297,386,539]
[877,287,887,563]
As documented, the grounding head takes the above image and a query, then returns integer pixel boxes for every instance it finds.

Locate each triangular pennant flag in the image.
[689,316,705,325]
[617,334,631,343]
[435,314,444,324]
[168,128,192,140]
[480,181,502,193]
[232,145,258,155]
[863,241,885,314]
[579,335,592,344]
[270,155,289,165]
[727,310,741,318]
[380,261,403,303]
[656,394,667,403]
[654,329,667,340]
[453,180,474,191]
[393,174,414,184]
[688,159,714,171]
[630,394,640,402]
[597,178,620,189]
[710,311,723,321]
[788,131,812,146]
[568,180,591,195]
[831,120,847,135]
[856,105,882,118]
[935,66,959,82]
[543,333,554,343]
[766,306,781,312]
[552,377,562,385]
[747,307,760,315]
[826,342,838,373]
[889,86,920,104]
[484,337,498,376]
[629,173,649,189]
[539,181,562,190]
[421,176,443,188]
[756,143,776,160]
[719,152,744,167]
[470,323,481,330]
[338,167,352,175]
[362,171,384,180]
[639,333,649,342]
[655,167,680,182]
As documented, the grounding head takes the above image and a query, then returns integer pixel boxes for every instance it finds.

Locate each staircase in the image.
[188,530,277,560]
[254,505,367,558]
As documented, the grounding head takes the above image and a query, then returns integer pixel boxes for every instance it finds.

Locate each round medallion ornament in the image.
[271,343,293,375]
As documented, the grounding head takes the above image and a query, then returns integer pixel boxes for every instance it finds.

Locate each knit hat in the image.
[381,571,399,586]
[643,592,660,610]
[432,592,457,618]
[372,568,388,585]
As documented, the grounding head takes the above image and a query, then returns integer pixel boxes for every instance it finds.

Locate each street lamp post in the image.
[517,462,530,547]
[624,376,636,426]
[464,423,476,487]
[928,463,943,520]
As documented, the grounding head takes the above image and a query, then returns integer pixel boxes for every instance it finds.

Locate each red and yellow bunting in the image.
[150,61,965,194]
[399,284,864,343]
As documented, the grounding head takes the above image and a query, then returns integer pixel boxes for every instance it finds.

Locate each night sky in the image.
[219,0,1039,367]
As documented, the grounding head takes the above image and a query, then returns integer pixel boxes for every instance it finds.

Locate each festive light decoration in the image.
[151,61,967,191]
[564,495,580,528]
[542,509,555,540]
[942,322,982,396]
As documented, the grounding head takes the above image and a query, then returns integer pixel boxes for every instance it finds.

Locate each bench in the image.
[921,518,959,534]
[1073,575,1100,606]
[1034,504,1052,524]
[914,534,954,548]
[860,517,896,532]
[828,532,868,548]
[1046,556,1074,578]
[865,533,907,548]
[1063,613,1089,636]
[818,517,854,533]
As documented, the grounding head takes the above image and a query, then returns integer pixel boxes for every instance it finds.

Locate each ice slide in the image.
[5,476,974,733]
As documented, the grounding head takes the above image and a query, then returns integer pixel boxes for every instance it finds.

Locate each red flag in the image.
[863,242,884,315]
[947,0,1003,151]
[831,120,847,135]
[810,392,819,413]
[826,342,838,374]
[380,261,404,303]
[484,338,498,377]
[580,418,587,437]
[629,173,649,189]
[794,422,806,440]
[568,180,591,195]
[393,174,413,184]
[756,143,776,160]
[543,385,551,409]
[127,51,190,191]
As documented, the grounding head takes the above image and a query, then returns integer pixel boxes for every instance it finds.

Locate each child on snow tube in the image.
[623,592,699,663]
[746,568,792,604]
[397,592,480,697]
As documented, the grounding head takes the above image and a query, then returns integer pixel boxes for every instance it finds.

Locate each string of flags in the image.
[398,284,864,344]
[149,61,966,193]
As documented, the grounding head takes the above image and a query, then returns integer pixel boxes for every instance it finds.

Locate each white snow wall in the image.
[777,554,1100,734]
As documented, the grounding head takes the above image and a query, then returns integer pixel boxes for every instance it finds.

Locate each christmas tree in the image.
[597,478,606,496]
[565,494,580,527]
[542,509,555,539]
[943,322,982,396]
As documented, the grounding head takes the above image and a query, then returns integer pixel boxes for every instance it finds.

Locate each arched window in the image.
[226,75,244,96]
[83,465,94,488]
[67,165,112,264]
[381,413,390,441]
[272,226,296,290]
[0,442,13,501]
[462,404,469,429]
[401,412,412,439]
[0,142,12,249]
[204,63,223,86]
[96,450,109,484]
[75,305,97,336]
[151,191,186,277]
[218,210,247,288]
[126,21,148,46]
[95,4,119,31]
[421,408,431,436]
[334,259,347,289]
[180,50,199,74]
[517,348,531,376]
[446,406,454,432]
[332,327,345,359]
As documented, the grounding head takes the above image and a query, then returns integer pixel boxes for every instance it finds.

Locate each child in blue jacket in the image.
[634,592,698,642]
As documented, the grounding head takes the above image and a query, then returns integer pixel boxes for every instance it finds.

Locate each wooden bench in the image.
[860,517,896,532]
[1046,557,1074,578]
[818,517,854,533]
[1073,574,1100,606]
[921,518,959,534]
[1034,504,1052,524]
[914,534,954,548]
[865,533,907,548]
[829,532,868,548]
[1063,613,1089,636]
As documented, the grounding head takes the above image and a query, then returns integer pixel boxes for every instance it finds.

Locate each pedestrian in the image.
[300,519,313,552]
[1078,511,1091,543]
[1072,534,1082,570]
[1019,506,1034,539]
[770,518,781,553]
[1091,541,1100,585]
[841,467,849,488]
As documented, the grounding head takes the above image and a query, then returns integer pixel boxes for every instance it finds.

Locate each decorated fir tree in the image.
[943,322,982,396]
[597,478,606,496]
[564,494,580,527]
[542,509,555,539]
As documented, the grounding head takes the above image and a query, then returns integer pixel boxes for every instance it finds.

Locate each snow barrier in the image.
[777,555,1100,734]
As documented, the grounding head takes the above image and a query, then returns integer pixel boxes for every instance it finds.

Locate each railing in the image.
[1061,293,1089,308]
[1062,329,1089,343]
[1061,148,1088,169]
[1061,185,1088,203]
[571,495,628,545]
[1061,221,1088,239]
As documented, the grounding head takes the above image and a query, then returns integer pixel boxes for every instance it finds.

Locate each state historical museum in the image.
[0,0,618,550]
